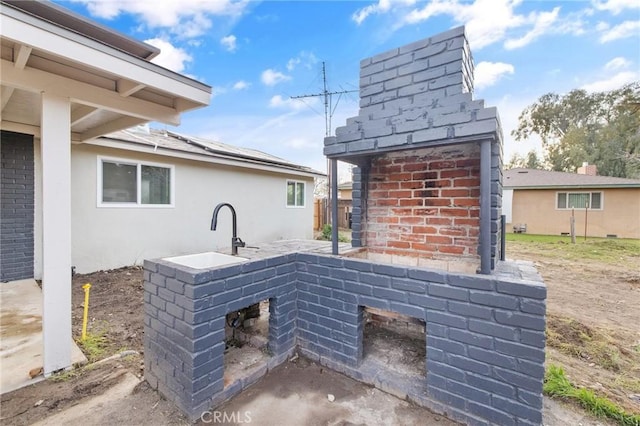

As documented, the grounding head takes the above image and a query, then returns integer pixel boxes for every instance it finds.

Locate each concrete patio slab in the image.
[0,279,87,394]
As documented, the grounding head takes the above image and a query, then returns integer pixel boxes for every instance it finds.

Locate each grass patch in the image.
[546,314,626,371]
[76,327,108,362]
[316,224,350,243]
[544,365,640,426]
[51,369,81,382]
[506,233,640,264]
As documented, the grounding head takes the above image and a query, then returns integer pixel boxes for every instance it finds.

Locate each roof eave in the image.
[505,184,640,190]
[89,137,326,179]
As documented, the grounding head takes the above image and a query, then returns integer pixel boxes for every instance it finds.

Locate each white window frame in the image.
[555,191,603,211]
[97,156,175,208]
[286,180,306,208]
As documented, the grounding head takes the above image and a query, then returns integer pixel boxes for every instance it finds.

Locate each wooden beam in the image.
[0,120,40,137]
[1,59,181,125]
[117,79,145,97]
[1,120,83,141]
[79,116,147,141]
[70,105,98,126]
[1,86,15,110]
[14,44,32,69]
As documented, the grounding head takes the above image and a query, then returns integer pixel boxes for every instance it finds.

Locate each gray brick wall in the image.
[324,26,501,159]
[1,131,35,282]
[145,252,544,425]
[296,253,544,426]
[144,254,297,420]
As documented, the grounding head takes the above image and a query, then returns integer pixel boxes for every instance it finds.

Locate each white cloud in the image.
[261,69,291,86]
[269,95,319,111]
[504,7,560,49]
[211,86,228,98]
[474,61,515,90]
[284,138,318,150]
[144,38,192,73]
[78,0,247,38]
[592,0,640,15]
[581,71,638,92]
[352,0,417,25]
[220,35,237,52]
[286,51,319,71]
[599,20,640,43]
[233,80,250,90]
[403,0,530,49]
[495,94,543,161]
[355,0,579,50]
[604,57,631,71]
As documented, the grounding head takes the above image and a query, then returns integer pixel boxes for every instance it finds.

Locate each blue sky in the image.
[57,0,639,177]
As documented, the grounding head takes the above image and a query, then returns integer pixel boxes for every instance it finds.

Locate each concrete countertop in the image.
[231,239,355,260]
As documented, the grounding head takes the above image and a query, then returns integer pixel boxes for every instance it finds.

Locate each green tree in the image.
[512,82,640,178]
[505,150,544,170]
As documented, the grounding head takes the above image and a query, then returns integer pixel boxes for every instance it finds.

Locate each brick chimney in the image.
[324,26,503,274]
[577,162,597,176]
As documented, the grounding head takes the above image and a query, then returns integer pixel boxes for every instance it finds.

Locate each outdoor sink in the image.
[163,252,248,269]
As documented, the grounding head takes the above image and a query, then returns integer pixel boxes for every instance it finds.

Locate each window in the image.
[556,192,602,210]
[98,157,173,207]
[286,180,305,207]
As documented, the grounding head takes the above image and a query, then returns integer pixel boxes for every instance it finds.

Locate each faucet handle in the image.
[233,237,246,247]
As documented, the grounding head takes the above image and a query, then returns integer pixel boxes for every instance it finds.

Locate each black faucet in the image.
[211,203,245,256]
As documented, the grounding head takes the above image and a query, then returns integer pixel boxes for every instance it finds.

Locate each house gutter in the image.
[84,138,326,179]
[505,184,640,190]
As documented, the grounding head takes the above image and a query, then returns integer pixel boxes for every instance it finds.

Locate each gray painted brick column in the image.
[1,131,35,282]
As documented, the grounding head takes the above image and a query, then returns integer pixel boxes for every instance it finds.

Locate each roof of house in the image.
[3,0,160,60]
[92,127,325,178]
[504,168,640,189]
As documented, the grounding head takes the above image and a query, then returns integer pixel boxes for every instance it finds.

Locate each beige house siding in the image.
[338,187,353,200]
[509,187,640,239]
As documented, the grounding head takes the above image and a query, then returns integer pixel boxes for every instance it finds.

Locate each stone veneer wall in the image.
[145,253,545,425]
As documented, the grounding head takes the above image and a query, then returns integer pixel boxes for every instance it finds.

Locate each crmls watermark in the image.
[200,411,252,424]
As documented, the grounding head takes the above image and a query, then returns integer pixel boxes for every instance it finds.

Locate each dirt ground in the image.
[2,236,639,424]
[507,238,640,415]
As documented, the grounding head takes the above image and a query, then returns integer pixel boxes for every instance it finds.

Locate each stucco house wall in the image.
[510,187,640,239]
[32,142,316,275]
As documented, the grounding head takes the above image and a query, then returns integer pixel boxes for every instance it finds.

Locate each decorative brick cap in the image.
[325,26,503,160]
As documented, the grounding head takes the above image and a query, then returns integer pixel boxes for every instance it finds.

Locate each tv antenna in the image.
[290,62,358,228]
[291,61,357,137]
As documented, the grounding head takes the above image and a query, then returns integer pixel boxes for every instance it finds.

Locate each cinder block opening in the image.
[362,307,426,379]
[223,299,271,388]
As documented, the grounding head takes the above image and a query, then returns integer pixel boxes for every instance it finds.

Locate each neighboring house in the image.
[1,0,213,376]
[69,127,323,274]
[503,167,640,238]
[337,182,353,200]
[336,182,353,229]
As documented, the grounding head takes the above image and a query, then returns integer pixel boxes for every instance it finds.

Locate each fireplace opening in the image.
[223,299,271,388]
[362,307,426,390]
